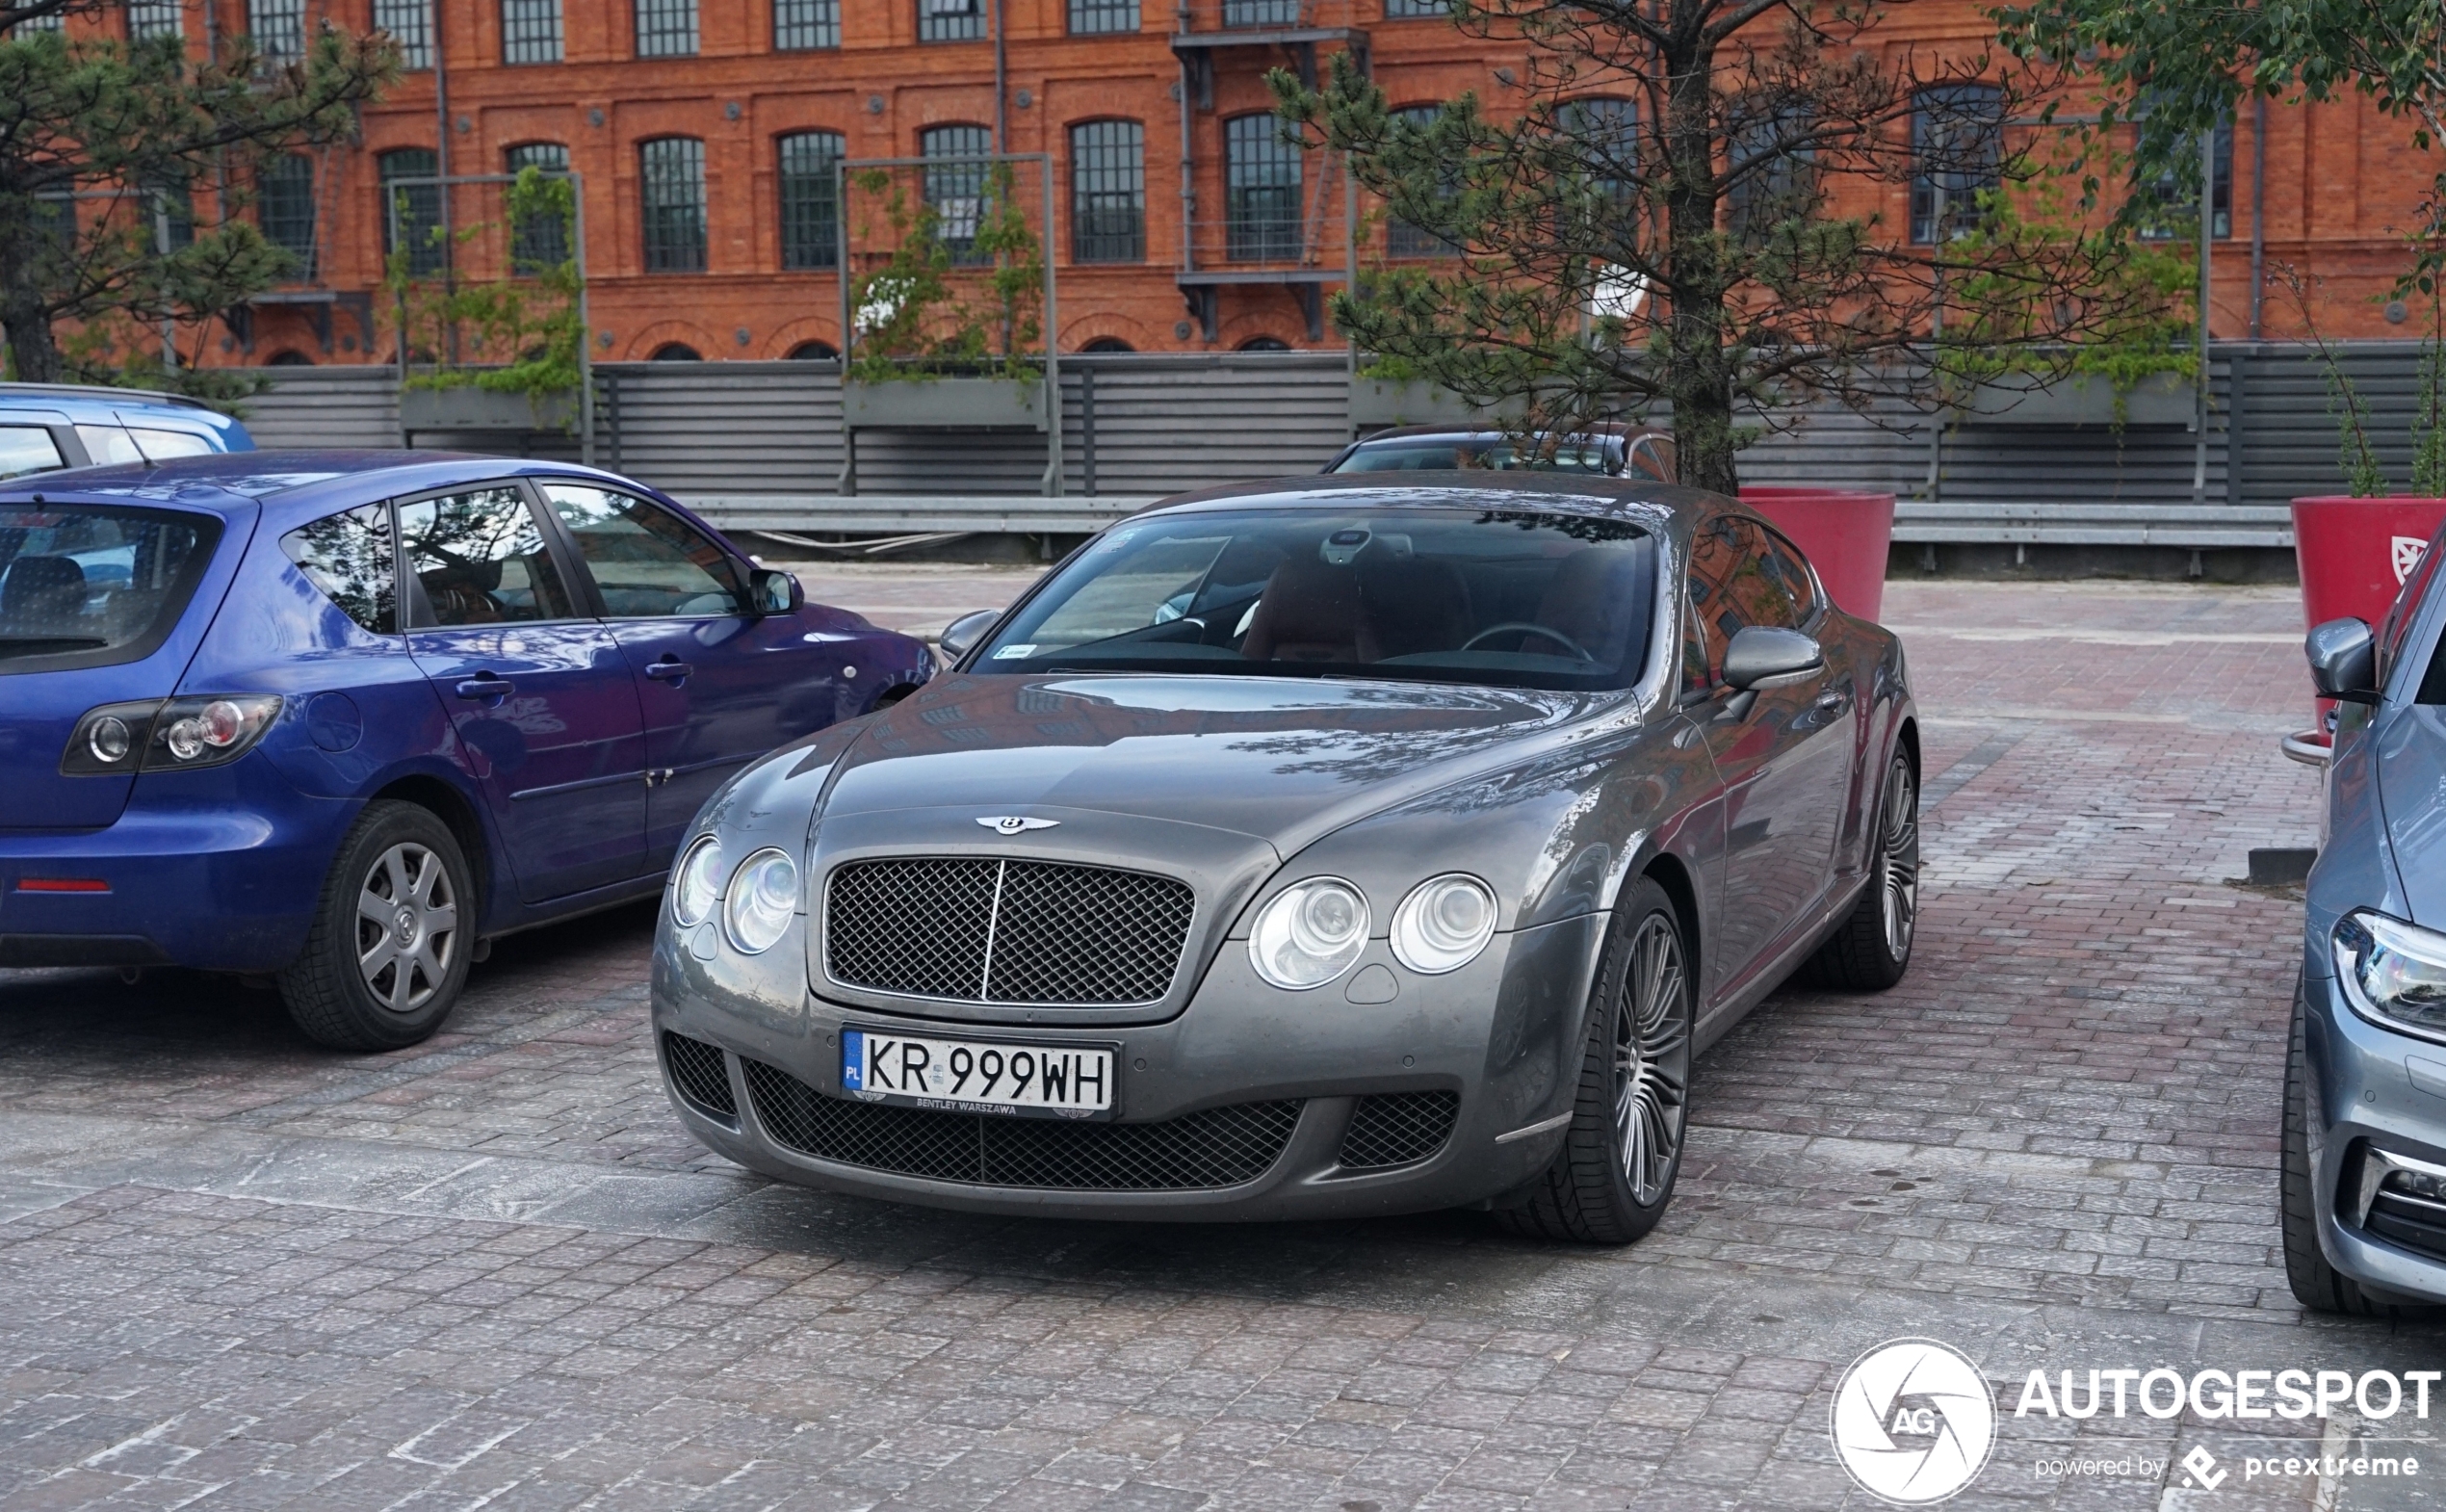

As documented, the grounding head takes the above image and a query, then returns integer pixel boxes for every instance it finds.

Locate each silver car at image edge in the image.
[2291,518,2446,1307]
[649,473,1919,1241]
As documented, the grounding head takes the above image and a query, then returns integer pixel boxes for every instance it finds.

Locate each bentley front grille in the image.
[742,1058,1300,1189]
[823,856,1194,1005]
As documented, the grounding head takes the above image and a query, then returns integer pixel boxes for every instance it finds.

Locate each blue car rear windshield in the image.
[0,503,219,672]
[973,508,1655,691]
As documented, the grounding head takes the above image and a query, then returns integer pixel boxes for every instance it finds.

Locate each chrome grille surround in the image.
[823,856,1195,1006]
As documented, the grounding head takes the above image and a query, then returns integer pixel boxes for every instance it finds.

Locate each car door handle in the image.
[644,659,693,683]
[454,675,513,703]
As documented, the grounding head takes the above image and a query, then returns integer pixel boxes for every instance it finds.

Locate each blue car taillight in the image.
[60,695,283,776]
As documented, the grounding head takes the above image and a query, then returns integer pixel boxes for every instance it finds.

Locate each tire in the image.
[1807,748,1919,990]
[2280,973,2393,1316]
[279,800,475,1052]
[1496,877,1694,1245]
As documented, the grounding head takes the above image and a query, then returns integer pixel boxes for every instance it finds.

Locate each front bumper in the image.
[2303,966,2446,1305]
[0,757,345,972]
[651,907,1606,1221]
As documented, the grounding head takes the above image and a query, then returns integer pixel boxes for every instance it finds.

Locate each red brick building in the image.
[56,0,2446,366]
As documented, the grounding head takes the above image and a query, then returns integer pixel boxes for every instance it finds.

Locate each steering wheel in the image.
[1460,622,1594,661]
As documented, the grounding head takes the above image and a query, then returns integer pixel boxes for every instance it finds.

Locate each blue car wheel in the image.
[279,800,475,1051]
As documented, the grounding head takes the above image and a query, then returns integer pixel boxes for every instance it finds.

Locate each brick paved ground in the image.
[2,578,2440,1512]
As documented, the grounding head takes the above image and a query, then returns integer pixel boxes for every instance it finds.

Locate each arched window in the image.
[788,340,840,359]
[920,124,993,265]
[1557,97,1636,203]
[1080,336,1134,352]
[1724,100,1815,243]
[651,342,704,360]
[377,148,442,276]
[1384,105,1459,259]
[1069,120,1144,264]
[266,349,316,366]
[1236,335,1290,352]
[258,153,318,278]
[1223,114,1300,262]
[778,130,846,270]
[1910,84,2001,244]
[505,143,571,271]
[638,137,708,272]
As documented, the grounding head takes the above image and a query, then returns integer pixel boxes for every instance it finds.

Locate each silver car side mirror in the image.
[2307,616,2379,704]
[939,609,1001,663]
[1723,626,1824,691]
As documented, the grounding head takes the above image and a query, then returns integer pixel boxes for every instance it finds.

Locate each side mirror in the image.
[938,609,1001,663]
[1722,626,1825,691]
[747,567,802,616]
[2307,616,2379,704]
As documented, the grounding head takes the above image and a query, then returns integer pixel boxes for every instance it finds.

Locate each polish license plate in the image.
[841,1028,1114,1118]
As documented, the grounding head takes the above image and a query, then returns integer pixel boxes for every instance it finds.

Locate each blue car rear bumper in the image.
[0,754,348,973]
[2304,965,2446,1306]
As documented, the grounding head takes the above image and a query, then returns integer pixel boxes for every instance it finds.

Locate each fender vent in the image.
[1339,1090,1460,1170]
[662,1031,737,1119]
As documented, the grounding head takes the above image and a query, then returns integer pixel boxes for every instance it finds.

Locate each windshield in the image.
[1332,438,1623,475]
[0,503,220,671]
[973,507,1656,691]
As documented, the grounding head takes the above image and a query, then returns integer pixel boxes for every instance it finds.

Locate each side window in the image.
[81,424,216,466]
[1754,525,1820,624]
[1683,516,1750,689]
[539,482,744,617]
[399,487,576,627]
[281,504,397,634]
[0,425,65,480]
[1629,439,1667,482]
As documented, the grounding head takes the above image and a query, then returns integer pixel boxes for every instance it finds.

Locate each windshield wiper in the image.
[0,636,110,656]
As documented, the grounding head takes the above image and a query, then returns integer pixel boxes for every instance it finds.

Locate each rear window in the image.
[1334,439,1621,475]
[0,503,221,672]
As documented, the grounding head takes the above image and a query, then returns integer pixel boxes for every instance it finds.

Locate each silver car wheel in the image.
[354,842,457,1015]
[1613,913,1691,1206]
[1879,755,1920,960]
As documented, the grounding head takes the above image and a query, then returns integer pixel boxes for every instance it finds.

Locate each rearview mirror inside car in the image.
[1723,626,1825,691]
[939,609,1001,662]
[747,567,802,616]
[2307,616,2379,703]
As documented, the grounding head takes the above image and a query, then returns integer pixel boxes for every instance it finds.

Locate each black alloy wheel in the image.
[1808,749,1919,990]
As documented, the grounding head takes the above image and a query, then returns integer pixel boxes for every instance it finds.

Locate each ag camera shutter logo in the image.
[1831,1338,1998,1504]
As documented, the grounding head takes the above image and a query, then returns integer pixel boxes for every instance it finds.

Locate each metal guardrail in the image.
[686,494,1163,535]
[1891,502,2295,549]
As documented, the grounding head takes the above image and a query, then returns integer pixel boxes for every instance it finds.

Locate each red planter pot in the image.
[2289,495,2446,744]
[1739,487,1898,623]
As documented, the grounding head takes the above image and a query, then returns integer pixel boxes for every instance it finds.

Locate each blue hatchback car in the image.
[0,451,933,1049]
[0,381,254,478]
[2292,519,2446,1309]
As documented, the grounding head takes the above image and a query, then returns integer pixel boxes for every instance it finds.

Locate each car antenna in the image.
[112,413,156,470]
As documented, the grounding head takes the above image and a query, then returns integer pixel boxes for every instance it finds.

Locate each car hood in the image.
[819,672,1620,855]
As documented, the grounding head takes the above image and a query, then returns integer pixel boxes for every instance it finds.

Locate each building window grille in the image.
[775,0,838,48]
[920,124,993,264]
[635,0,698,56]
[778,131,845,270]
[13,6,63,29]
[505,142,571,271]
[1069,120,1144,263]
[1383,105,1458,258]
[125,0,183,41]
[639,137,708,273]
[1383,0,1445,15]
[1910,83,2001,244]
[1557,95,1637,204]
[1724,101,1815,243]
[378,147,444,277]
[247,0,304,61]
[918,0,982,44]
[1067,0,1135,35]
[1221,0,1297,25]
[502,0,562,62]
[1224,113,1301,262]
[2134,115,2234,241]
[259,153,318,279]
[144,173,195,250]
[372,0,431,67]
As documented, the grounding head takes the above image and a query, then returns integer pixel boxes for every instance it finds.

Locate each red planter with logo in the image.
[1740,487,1899,624]
[2289,495,2446,747]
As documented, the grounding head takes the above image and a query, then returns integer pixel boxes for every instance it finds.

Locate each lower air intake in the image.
[742,1058,1301,1190]
[662,1031,737,1119]
[1339,1090,1460,1170]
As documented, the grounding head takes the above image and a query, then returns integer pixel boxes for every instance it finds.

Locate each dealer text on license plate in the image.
[841,1029,1113,1116]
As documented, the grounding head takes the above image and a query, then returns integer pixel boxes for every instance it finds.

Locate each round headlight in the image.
[671,836,722,927]
[1391,873,1497,975]
[1249,877,1369,990]
[723,847,799,954]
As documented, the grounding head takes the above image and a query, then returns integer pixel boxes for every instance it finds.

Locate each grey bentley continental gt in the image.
[651,473,1919,1242]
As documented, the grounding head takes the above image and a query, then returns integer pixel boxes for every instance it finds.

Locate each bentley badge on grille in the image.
[976,816,1060,834]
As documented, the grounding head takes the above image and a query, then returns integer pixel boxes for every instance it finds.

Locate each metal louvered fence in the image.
[224,343,2438,549]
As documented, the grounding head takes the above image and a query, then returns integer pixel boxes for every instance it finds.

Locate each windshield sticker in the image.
[992,643,1038,660]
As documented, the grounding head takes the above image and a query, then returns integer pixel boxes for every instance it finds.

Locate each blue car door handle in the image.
[645,658,693,685]
[454,675,513,703]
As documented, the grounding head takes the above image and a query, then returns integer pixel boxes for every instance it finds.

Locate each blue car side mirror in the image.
[747,567,802,616]
[2307,616,2378,704]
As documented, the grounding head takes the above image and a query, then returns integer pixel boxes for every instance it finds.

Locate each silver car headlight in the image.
[1250,878,1369,989]
[2334,910,2446,1042]
[723,847,799,954]
[671,836,723,927]
[1392,873,1497,975]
